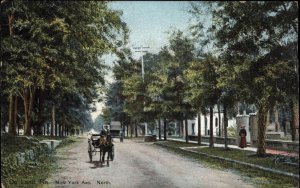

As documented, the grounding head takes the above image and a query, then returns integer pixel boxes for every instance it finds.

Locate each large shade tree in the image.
[111,55,144,137]
[185,54,222,147]
[147,30,196,142]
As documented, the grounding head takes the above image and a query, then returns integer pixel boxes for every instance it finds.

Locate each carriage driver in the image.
[100,125,110,137]
[100,125,114,146]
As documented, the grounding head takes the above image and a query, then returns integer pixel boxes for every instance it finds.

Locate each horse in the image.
[99,134,113,166]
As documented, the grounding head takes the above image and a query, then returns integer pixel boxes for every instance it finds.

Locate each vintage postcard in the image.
[1,1,299,188]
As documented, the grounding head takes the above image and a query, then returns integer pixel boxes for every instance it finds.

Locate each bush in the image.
[227,125,237,137]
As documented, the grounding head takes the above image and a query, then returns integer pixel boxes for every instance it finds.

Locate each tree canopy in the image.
[0,1,128,135]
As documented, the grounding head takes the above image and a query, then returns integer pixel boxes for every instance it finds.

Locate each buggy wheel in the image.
[110,146,114,161]
[88,143,93,162]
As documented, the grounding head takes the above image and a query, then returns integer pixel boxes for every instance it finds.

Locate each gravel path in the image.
[45,137,255,188]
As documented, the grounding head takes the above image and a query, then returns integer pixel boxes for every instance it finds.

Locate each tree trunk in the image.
[47,123,50,136]
[0,96,6,133]
[24,88,34,136]
[62,114,66,136]
[55,122,58,136]
[65,124,68,136]
[158,118,162,140]
[66,124,68,136]
[24,95,30,135]
[209,106,214,148]
[59,124,62,137]
[130,122,133,137]
[135,121,138,137]
[290,99,299,141]
[185,116,188,143]
[17,123,20,135]
[218,104,221,136]
[1,104,8,133]
[257,102,268,156]
[33,90,45,135]
[13,95,17,135]
[126,125,129,137]
[163,118,167,140]
[181,120,184,137]
[224,104,229,150]
[198,112,201,145]
[0,102,1,132]
[204,113,207,135]
[121,124,123,137]
[7,14,17,135]
[8,95,17,135]
[8,14,15,37]
[51,104,55,136]
[62,124,65,137]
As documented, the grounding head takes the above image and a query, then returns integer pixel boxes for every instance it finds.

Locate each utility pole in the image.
[0,61,2,132]
[133,46,149,82]
[133,46,150,134]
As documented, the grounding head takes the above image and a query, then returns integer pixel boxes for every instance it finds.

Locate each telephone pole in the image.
[133,46,150,135]
[133,46,149,82]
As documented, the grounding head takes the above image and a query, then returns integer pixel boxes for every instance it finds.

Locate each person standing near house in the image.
[239,125,247,148]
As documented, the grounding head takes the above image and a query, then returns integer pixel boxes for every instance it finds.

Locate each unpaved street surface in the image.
[46,137,255,188]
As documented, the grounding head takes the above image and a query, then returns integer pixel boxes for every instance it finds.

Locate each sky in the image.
[91,1,194,120]
[109,1,193,57]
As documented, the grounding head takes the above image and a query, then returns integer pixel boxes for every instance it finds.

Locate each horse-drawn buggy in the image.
[87,122,123,166]
[88,133,114,166]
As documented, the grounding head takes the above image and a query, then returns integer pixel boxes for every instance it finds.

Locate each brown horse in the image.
[99,134,113,166]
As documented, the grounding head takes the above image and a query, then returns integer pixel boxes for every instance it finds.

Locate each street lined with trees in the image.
[104,1,298,156]
[1,1,298,188]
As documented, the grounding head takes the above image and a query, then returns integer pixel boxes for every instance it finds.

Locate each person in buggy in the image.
[100,125,114,146]
[100,125,110,137]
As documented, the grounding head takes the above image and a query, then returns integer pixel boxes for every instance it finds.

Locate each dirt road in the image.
[46,137,255,188]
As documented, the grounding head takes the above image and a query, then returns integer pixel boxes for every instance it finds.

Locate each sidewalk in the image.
[167,137,299,157]
[155,137,299,179]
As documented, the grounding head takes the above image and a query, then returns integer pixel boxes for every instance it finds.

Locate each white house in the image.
[183,106,236,137]
[156,105,236,137]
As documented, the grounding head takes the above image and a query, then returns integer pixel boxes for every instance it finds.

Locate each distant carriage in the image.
[88,134,114,166]
[109,121,123,142]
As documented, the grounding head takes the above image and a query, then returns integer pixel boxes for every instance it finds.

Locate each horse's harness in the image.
[99,135,112,147]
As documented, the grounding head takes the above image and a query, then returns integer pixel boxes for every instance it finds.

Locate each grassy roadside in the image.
[34,136,67,141]
[55,136,82,149]
[192,147,299,174]
[1,135,82,188]
[153,140,299,188]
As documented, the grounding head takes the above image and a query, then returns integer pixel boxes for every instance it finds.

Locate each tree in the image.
[185,54,222,147]
[146,31,196,142]
[108,52,141,137]
[122,72,145,137]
